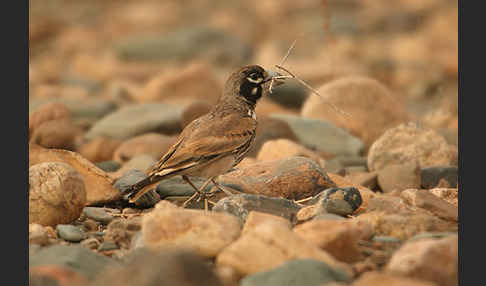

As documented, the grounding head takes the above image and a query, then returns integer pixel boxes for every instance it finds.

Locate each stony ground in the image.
[29,1,458,285]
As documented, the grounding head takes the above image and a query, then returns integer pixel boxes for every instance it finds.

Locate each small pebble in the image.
[314,187,363,216]
[83,207,114,225]
[56,225,86,242]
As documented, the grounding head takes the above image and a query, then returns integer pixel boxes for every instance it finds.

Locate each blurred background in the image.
[29,0,458,161]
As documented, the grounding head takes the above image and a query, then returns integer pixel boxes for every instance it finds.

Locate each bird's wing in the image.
[147,113,256,178]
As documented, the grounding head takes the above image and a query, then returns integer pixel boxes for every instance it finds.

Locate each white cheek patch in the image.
[251,87,259,95]
[247,77,263,84]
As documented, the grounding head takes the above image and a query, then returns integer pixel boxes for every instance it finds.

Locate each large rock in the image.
[29,162,86,227]
[77,137,122,163]
[401,189,458,221]
[386,235,458,286]
[219,156,337,200]
[29,102,71,138]
[240,259,351,286]
[113,26,252,67]
[257,139,324,165]
[301,76,409,149]
[265,78,309,109]
[367,122,458,171]
[85,103,183,140]
[216,221,352,277]
[294,220,370,263]
[89,249,223,286]
[113,133,177,162]
[351,271,437,286]
[269,114,364,156]
[142,203,241,257]
[29,144,120,205]
[420,166,458,189]
[376,162,421,193]
[429,188,458,207]
[29,245,119,280]
[30,119,82,150]
[138,62,222,105]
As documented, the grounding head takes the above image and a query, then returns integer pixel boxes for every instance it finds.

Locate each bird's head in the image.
[223,65,284,105]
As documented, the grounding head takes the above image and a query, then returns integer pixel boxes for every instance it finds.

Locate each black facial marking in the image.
[239,66,266,105]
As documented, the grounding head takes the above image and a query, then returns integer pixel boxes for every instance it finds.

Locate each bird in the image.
[122,65,283,209]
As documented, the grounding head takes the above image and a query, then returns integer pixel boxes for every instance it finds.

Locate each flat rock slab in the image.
[85,103,183,140]
[240,259,351,286]
[212,194,302,224]
[269,114,364,156]
[56,225,86,242]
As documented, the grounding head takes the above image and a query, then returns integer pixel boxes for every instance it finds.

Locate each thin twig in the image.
[269,38,298,94]
[275,65,351,118]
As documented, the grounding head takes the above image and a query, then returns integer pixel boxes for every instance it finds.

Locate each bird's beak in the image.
[264,69,284,87]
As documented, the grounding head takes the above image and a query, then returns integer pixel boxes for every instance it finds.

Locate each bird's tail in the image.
[122,176,161,203]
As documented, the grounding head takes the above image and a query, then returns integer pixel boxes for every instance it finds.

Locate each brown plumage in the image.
[123,65,282,205]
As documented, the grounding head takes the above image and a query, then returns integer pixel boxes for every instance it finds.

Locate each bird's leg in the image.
[182,176,214,210]
[208,178,240,197]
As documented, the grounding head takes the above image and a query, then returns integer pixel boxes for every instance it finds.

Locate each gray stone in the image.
[409,231,458,242]
[310,187,363,216]
[240,259,351,286]
[156,176,217,199]
[266,79,309,109]
[113,26,252,67]
[56,225,86,242]
[97,241,119,252]
[421,166,458,189]
[94,161,121,172]
[29,245,119,280]
[270,114,364,156]
[82,207,114,225]
[114,169,148,195]
[312,213,346,221]
[29,97,117,125]
[212,193,302,224]
[129,231,144,250]
[85,103,183,140]
[372,236,402,243]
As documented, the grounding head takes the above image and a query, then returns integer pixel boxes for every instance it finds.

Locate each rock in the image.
[29,102,71,138]
[113,169,147,194]
[30,119,82,150]
[80,238,100,250]
[181,100,213,128]
[351,271,438,286]
[113,26,252,67]
[29,245,119,280]
[139,62,222,105]
[314,187,363,216]
[142,204,241,257]
[240,259,351,286]
[30,264,89,286]
[29,144,120,205]
[324,155,368,173]
[294,220,369,263]
[82,207,114,225]
[256,139,324,165]
[56,225,86,242]
[85,103,183,140]
[242,211,292,235]
[29,162,86,227]
[110,154,157,180]
[409,231,458,242]
[104,219,140,250]
[212,194,302,224]
[113,133,177,162]
[94,161,121,172]
[216,221,352,277]
[265,78,309,109]
[155,176,212,200]
[377,162,421,193]
[219,156,337,200]
[401,189,458,221]
[313,213,347,221]
[421,166,458,189]
[386,235,458,286]
[327,173,377,211]
[30,224,50,246]
[29,97,117,126]
[429,188,458,207]
[270,114,364,156]
[77,137,122,163]
[301,76,409,149]
[98,242,119,252]
[345,172,378,190]
[246,115,300,158]
[367,122,458,172]
[89,249,223,286]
